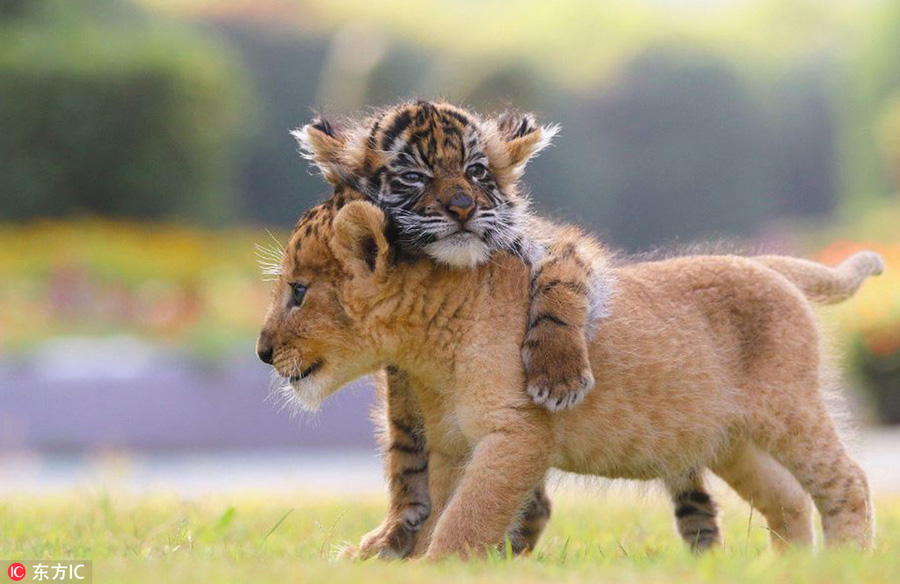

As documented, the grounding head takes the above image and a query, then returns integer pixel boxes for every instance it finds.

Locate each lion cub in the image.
[257,199,879,559]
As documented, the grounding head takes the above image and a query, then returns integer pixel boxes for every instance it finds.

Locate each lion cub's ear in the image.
[292,117,351,186]
[332,201,391,277]
[490,111,559,182]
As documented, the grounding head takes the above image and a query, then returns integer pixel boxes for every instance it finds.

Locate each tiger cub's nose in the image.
[446,193,475,222]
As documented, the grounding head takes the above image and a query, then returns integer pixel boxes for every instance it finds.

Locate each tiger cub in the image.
[294,101,613,556]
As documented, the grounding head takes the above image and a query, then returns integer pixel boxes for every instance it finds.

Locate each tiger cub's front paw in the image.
[523,330,594,411]
[351,503,429,561]
[352,523,411,560]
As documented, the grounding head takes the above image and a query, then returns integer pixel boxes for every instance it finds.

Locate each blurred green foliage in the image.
[5,0,900,250]
[0,0,249,224]
[840,1,900,211]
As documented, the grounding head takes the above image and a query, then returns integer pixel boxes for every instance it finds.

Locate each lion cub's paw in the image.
[523,341,594,411]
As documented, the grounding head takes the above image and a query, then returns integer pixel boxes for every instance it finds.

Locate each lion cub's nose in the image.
[446,193,475,222]
[256,332,274,365]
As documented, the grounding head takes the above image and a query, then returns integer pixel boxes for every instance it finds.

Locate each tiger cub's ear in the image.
[491,111,559,181]
[292,117,350,186]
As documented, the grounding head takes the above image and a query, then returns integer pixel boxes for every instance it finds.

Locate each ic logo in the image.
[7,563,26,581]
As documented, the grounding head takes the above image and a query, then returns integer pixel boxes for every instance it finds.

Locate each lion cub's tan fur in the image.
[258,200,879,559]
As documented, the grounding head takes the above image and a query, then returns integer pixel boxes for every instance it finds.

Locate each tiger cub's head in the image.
[293,101,558,268]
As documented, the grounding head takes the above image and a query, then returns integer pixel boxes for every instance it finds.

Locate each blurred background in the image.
[1,0,899,495]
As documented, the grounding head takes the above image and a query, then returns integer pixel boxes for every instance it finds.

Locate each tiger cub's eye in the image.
[466,163,489,181]
[399,171,426,183]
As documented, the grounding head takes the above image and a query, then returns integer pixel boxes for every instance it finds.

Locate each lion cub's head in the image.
[294,100,557,268]
[256,199,398,412]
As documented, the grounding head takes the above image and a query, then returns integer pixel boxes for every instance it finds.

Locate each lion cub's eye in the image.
[398,171,426,184]
[466,163,489,181]
[290,283,307,307]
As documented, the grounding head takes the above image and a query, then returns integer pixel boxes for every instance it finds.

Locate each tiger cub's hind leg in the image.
[506,482,553,555]
[349,368,431,560]
[523,230,610,411]
[667,472,721,553]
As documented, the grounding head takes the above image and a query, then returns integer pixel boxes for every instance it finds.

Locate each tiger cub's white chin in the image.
[423,233,490,268]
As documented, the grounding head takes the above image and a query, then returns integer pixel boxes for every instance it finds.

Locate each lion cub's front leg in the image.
[347,368,431,560]
[523,228,610,411]
[352,370,556,560]
[425,416,553,560]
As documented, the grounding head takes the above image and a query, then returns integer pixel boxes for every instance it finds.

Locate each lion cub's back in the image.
[604,254,819,380]
[552,255,816,478]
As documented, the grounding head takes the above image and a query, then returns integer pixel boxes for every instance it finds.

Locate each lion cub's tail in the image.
[753,251,885,304]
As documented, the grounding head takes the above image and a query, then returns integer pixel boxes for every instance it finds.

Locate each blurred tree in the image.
[211,22,332,226]
[589,48,776,250]
[458,47,841,252]
[464,63,549,114]
[840,0,900,208]
[771,62,838,218]
[0,0,30,20]
[878,94,900,190]
[366,44,433,107]
[0,0,248,224]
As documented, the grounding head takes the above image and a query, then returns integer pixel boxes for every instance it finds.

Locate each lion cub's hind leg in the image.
[712,443,814,550]
[523,229,611,411]
[753,400,873,549]
[667,472,722,553]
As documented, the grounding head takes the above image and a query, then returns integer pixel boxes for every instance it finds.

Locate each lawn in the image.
[2,489,898,583]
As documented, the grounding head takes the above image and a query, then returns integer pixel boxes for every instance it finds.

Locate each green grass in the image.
[2,490,898,583]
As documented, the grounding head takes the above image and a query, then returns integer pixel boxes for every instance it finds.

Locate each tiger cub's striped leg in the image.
[524,232,604,411]
[506,481,552,555]
[667,471,721,552]
[352,368,431,560]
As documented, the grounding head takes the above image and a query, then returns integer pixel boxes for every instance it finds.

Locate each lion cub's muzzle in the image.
[256,331,274,365]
